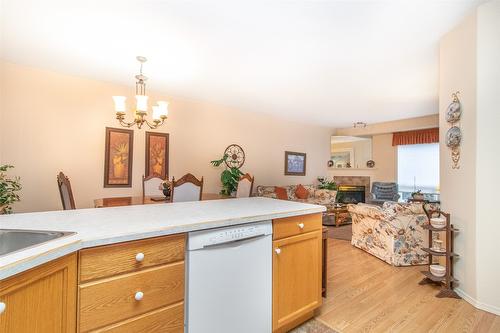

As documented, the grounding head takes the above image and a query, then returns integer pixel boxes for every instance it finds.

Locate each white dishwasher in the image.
[186,221,272,333]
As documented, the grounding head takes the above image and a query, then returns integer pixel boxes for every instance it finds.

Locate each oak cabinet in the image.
[0,253,77,333]
[78,234,186,333]
[272,214,322,332]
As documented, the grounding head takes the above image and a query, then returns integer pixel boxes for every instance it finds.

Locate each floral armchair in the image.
[348,202,430,266]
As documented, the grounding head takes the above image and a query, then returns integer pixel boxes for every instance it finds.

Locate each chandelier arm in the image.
[144,118,166,130]
[116,115,137,128]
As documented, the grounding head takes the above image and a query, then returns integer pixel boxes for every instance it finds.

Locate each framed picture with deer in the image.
[145,132,169,179]
[104,127,134,187]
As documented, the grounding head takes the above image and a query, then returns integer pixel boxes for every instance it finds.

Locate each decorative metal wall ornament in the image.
[224,144,245,168]
[446,91,462,169]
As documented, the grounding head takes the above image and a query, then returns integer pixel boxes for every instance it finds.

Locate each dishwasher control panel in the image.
[188,221,272,250]
[209,225,261,245]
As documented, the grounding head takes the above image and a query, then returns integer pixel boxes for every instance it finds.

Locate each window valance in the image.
[392,128,439,146]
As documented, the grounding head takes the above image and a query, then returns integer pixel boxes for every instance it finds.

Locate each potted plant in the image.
[317,177,337,190]
[411,189,425,200]
[0,165,22,214]
[210,154,243,196]
[160,180,172,198]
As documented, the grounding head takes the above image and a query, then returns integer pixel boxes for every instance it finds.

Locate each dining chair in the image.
[57,172,76,210]
[171,173,203,203]
[236,173,254,198]
[142,175,165,198]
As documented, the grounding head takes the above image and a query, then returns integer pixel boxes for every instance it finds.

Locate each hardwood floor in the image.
[317,239,500,333]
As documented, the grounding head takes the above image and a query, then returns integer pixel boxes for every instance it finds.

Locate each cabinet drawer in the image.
[273,214,321,240]
[93,301,184,333]
[79,234,185,282]
[79,262,184,332]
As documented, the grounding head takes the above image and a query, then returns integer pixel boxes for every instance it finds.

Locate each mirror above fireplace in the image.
[330,135,373,169]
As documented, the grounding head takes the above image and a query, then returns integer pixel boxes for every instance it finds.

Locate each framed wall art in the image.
[104,127,134,187]
[145,132,169,179]
[284,151,306,176]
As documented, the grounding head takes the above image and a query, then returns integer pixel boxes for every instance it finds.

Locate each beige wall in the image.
[475,0,500,314]
[440,0,500,314]
[440,10,478,305]
[371,134,396,182]
[0,61,332,213]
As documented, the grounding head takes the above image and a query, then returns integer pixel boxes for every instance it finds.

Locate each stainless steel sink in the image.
[0,229,75,257]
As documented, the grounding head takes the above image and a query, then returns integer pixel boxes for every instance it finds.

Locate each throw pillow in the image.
[274,187,289,200]
[295,184,309,199]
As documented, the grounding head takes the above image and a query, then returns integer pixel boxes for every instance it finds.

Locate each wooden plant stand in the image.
[419,211,461,299]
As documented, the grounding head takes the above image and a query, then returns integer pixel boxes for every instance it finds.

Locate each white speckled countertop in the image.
[0,197,325,280]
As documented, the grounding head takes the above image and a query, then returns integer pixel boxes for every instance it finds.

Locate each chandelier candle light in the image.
[113,56,168,129]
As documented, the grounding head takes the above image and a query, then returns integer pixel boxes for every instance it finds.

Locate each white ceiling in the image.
[0,0,484,126]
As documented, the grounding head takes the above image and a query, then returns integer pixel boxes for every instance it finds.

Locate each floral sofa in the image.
[255,185,337,207]
[348,201,430,266]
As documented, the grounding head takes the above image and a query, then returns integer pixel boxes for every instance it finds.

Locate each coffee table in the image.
[323,204,351,227]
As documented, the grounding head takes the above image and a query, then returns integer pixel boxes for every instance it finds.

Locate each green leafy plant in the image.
[411,189,424,199]
[317,177,337,190]
[411,189,422,196]
[210,154,243,196]
[0,165,22,214]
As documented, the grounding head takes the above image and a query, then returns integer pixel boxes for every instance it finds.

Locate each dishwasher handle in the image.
[202,233,268,249]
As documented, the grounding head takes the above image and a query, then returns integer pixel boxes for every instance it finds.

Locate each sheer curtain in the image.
[397,143,440,200]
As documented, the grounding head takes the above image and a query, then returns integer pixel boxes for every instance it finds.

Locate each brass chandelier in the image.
[112,56,168,129]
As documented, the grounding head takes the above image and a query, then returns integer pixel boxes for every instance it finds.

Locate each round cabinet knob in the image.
[135,252,145,262]
[134,291,144,301]
[0,302,5,315]
[298,223,305,229]
[275,248,281,255]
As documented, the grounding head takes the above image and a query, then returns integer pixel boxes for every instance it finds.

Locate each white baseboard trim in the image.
[455,288,500,316]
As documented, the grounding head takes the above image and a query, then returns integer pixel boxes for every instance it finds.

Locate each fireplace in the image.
[337,185,366,204]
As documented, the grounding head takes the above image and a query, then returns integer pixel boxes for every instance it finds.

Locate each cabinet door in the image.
[0,253,77,333]
[273,230,322,331]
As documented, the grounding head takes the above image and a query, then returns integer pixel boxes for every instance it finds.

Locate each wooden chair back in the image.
[236,173,254,198]
[57,172,76,210]
[142,175,165,198]
[171,173,203,203]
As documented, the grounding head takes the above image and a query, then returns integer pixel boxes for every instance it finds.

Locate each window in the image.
[397,143,440,202]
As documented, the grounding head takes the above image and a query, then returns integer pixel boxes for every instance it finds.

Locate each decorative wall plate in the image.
[446,126,462,148]
[446,101,461,123]
[366,160,375,168]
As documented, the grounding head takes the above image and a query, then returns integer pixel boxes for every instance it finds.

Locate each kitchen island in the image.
[0,197,326,332]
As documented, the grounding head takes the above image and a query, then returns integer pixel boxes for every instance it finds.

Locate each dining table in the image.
[94,193,231,208]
